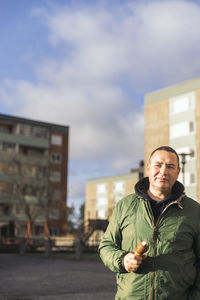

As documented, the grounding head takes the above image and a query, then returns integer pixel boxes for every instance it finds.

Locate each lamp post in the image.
[178,150,194,185]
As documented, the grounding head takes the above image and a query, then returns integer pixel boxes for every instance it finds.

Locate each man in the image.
[99,146,200,300]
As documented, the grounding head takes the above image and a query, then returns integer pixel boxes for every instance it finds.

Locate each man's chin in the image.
[155,182,170,189]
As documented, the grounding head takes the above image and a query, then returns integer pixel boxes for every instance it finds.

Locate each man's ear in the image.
[146,162,150,176]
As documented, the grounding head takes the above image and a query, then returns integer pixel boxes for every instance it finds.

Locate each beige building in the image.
[84,77,200,243]
[0,113,69,240]
[145,77,200,202]
[84,167,143,240]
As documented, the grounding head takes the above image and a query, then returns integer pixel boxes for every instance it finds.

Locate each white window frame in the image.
[170,121,195,139]
[178,172,196,186]
[51,135,62,146]
[170,92,195,114]
[49,171,61,182]
[48,208,60,220]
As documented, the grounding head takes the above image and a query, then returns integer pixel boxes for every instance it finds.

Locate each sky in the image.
[1,0,200,211]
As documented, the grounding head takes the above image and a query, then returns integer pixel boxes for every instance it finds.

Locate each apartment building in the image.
[84,166,143,240]
[0,113,69,239]
[145,77,200,201]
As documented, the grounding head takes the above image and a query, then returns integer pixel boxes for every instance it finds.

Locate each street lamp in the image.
[178,150,194,185]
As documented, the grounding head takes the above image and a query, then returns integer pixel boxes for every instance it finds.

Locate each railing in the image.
[0,219,109,254]
[81,219,108,243]
[0,150,49,166]
[0,236,102,253]
[0,132,49,150]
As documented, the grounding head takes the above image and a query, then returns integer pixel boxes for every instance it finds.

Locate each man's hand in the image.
[123,252,146,272]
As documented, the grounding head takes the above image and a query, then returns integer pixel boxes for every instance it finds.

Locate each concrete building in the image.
[145,77,200,201]
[84,166,143,240]
[0,113,69,240]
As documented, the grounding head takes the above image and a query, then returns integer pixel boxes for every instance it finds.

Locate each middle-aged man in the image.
[99,146,200,300]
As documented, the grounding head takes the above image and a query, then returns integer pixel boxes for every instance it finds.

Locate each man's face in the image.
[147,150,180,195]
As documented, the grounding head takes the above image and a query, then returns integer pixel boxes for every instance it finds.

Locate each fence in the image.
[0,236,101,254]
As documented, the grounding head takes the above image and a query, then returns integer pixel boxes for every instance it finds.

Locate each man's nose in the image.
[160,164,167,175]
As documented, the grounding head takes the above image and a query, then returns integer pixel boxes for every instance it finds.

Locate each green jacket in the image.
[99,193,200,300]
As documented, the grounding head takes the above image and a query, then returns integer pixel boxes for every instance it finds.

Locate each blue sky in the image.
[1,0,200,211]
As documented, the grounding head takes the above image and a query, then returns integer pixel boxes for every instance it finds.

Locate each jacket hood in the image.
[135,176,184,202]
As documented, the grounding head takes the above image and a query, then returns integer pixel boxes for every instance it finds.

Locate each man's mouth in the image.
[156,177,168,182]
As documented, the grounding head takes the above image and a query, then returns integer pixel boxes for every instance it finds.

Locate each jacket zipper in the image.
[149,198,183,300]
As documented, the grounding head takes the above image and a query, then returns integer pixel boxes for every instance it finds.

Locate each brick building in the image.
[0,113,69,239]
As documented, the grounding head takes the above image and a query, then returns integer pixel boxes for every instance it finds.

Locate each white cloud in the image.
[31,0,200,88]
[1,77,143,163]
[1,0,200,206]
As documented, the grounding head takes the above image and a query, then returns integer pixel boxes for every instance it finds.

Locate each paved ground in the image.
[0,254,116,300]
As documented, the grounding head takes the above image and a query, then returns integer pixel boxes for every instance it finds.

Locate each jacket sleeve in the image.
[188,230,200,299]
[98,202,128,273]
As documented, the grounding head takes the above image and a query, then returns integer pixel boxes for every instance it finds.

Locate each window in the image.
[178,172,196,186]
[96,199,108,219]
[170,93,195,114]
[97,208,107,219]
[32,126,49,138]
[34,225,44,236]
[113,181,125,205]
[50,227,59,236]
[49,171,61,182]
[96,183,108,220]
[51,135,62,145]
[0,204,11,216]
[48,208,60,219]
[19,124,32,136]
[0,182,11,194]
[16,204,26,215]
[190,173,196,184]
[52,190,61,201]
[113,181,125,192]
[96,183,107,194]
[189,121,195,133]
[2,142,16,152]
[170,121,195,139]
[51,153,62,163]
[97,196,108,206]
[0,125,13,134]
[19,146,47,157]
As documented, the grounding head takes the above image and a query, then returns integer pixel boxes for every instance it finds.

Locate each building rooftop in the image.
[145,77,200,104]
[0,113,69,134]
[86,168,141,184]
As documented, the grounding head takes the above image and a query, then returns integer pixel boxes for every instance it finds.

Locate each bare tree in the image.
[0,151,49,239]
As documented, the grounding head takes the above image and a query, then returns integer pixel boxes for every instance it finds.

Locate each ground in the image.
[0,253,116,300]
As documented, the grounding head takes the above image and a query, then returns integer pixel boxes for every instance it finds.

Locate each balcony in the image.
[0,151,48,167]
[0,132,49,149]
[0,173,48,186]
[0,193,19,204]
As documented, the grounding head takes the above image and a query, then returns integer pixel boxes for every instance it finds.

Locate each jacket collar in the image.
[135,177,185,203]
